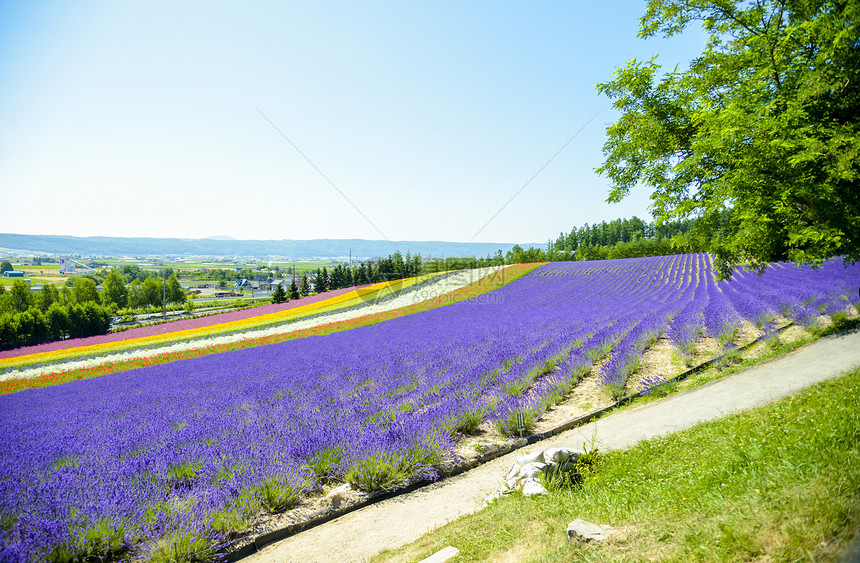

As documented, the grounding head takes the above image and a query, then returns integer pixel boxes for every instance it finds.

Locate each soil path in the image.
[243,326,860,563]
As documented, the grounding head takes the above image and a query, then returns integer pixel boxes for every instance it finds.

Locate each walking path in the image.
[244,326,860,563]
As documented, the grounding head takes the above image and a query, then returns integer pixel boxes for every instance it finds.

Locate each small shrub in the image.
[345,439,447,492]
[167,461,201,488]
[494,407,539,437]
[541,444,600,492]
[603,380,626,401]
[256,475,305,513]
[829,309,848,325]
[45,519,129,563]
[144,530,215,563]
[209,489,257,538]
[305,447,345,484]
[445,408,485,436]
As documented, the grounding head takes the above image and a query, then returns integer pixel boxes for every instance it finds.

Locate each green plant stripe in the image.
[0,264,542,395]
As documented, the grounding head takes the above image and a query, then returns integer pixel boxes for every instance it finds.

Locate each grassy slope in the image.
[374,364,860,562]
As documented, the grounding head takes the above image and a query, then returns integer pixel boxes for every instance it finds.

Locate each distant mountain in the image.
[0,234,539,259]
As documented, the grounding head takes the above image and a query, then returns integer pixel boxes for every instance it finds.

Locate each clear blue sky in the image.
[0,1,706,244]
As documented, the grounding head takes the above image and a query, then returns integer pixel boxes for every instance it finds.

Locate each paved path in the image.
[244,326,860,563]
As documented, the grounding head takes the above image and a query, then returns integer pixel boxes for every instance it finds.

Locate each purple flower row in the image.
[1,255,857,560]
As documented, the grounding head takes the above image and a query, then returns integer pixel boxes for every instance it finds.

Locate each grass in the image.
[372,365,860,562]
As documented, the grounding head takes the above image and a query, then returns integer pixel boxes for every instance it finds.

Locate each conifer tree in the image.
[271,283,287,304]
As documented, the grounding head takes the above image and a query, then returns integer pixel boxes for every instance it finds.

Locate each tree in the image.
[596,0,860,278]
[127,279,144,309]
[271,283,287,304]
[101,269,128,309]
[141,277,162,308]
[36,284,60,312]
[8,280,31,313]
[165,274,186,305]
[0,261,12,274]
[288,278,300,300]
[313,268,328,293]
[300,273,310,297]
[71,277,100,305]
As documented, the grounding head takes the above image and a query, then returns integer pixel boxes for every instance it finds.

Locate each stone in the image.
[567,519,614,544]
[419,546,460,563]
[544,447,570,464]
[522,478,548,497]
[324,483,355,506]
[516,450,545,466]
[518,462,546,480]
[484,488,506,504]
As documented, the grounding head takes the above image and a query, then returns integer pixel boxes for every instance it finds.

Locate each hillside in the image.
[0,233,535,259]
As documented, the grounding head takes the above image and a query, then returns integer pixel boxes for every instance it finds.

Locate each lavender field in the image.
[1,254,857,561]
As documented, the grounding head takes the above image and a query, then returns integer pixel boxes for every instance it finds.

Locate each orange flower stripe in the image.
[0,274,441,369]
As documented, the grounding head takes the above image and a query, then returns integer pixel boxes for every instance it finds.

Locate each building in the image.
[59,259,75,274]
[3,271,24,278]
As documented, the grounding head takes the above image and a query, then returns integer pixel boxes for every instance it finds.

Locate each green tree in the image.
[300,273,310,297]
[596,0,860,277]
[288,278,300,300]
[127,279,144,309]
[142,277,163,308]
[45,302,69,341]
[165,274,186,305]
[0,261,12,274]
[271,282,287,304]
[8,280,32,313]
[36,284,60,311]
[71,277,100,305]
[101,269,128,309]
[313,268,327,293]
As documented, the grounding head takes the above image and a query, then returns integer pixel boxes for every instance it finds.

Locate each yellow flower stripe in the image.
[0,273,445,370]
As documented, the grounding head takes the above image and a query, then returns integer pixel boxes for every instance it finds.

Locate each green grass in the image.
[373,365,860,562]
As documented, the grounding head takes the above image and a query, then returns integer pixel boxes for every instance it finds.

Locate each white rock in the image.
[485,487,507,504]
[419,546,460,563]
[516,450,545,466]
[567,519,614,543]
[545,447,570,464]
[522,478,548,497]
[324,483,354,505]
[518,462,546,480]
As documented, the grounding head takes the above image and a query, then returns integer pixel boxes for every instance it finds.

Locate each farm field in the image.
[0,266,521,393]
[0,254,857,561]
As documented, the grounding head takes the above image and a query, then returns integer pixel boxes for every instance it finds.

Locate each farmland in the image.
[0,254,857,561]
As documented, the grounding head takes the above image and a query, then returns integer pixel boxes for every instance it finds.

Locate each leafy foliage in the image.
[597,0,860,277]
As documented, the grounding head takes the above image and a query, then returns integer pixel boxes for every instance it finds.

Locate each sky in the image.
[0,1,707,245]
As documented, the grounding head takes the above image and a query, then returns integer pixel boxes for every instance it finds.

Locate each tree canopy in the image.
[596,0,859,277]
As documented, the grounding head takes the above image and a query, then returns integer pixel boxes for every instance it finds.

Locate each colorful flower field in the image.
[0,255,857,561]
[0,267,522,395]
[0,272,451,369]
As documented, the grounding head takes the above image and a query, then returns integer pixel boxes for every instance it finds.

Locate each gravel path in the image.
[241,325,860,563]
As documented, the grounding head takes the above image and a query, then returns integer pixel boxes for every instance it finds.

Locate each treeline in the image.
[0,279,112,350]
[302,251,423,294]
[505,214,730,264]
[0,269,188,351]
